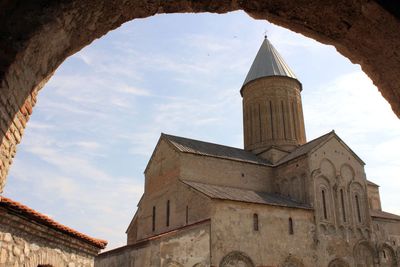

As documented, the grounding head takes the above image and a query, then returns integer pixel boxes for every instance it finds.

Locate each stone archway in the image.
[0,1,400,192]
[328,258,349,267]
[354,241,376,267]
[379,244,397,267]
[164,260,184,267]
[219,251,255,267]
[25,249,66,267]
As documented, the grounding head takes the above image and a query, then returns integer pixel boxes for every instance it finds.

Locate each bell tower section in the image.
[241,37,306,156]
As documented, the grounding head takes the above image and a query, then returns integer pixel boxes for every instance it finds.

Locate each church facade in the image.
[95,38,400,267]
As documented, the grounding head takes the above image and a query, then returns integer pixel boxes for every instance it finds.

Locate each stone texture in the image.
[96,221,210,267]
[0,0,400,193]
[0,205,101,267]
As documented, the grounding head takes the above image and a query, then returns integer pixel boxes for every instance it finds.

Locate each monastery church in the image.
[95,38,400,267]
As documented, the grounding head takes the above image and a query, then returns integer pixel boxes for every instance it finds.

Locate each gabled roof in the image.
[367,180,380,187]
[277,130,365,166]
[0,196,107,249]
[242,37,299,90]
[182,180,311,210]
[277,131,333,164]
[162,133,271,166]
[370,210,400,221]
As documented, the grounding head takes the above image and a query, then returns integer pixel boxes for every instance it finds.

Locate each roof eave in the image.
[240,75,303,97]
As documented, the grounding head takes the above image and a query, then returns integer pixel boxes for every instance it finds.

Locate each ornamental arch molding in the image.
[353,241,376,267]
[24,249,66,267]
[164,260,184,267]
[378,243,397,267]
[0,1,400,192]
[320,158,336,180]
[328,258,350,267]
[219,251,255,267]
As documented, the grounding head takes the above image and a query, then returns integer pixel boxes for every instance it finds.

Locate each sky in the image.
[2,11,400,251]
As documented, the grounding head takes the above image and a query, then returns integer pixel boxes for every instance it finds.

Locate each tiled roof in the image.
[182,180,311,210]
[162,133,271,166]
[370,210,400,221]
[0,196,107,249]
[277,131,334,165]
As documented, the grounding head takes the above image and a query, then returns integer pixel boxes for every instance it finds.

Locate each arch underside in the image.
[0,0,399,192]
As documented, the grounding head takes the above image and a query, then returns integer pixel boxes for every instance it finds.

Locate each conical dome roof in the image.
[242,37,299,89]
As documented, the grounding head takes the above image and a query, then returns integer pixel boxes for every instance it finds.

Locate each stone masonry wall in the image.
[0,85,40,193]
[96,220,210,267]
[0,208,99,267]
[211,200,315,267]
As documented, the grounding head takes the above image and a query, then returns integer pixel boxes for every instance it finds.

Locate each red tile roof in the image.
[0,196,107,249]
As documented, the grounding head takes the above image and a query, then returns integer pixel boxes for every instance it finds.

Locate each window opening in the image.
[166,200,170,227]
[269,101,274,139]
[355,195,362,223]
[152,206,156,232]
[289,217,294,235]
[340,189,346,222]
[258,104,262,142]
[253,213,259,231]
[322,189,328,219]
[186,205,189,224]
[281,100,287,139]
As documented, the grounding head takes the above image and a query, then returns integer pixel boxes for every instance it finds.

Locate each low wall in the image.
[0,208,99,267]
[95,220,210,267]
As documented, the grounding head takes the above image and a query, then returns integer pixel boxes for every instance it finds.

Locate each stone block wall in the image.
[211,200,315,267]
[0,207,100,267]
[96,220,210,267]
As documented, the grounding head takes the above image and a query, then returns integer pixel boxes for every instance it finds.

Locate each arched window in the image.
[185,205,189,224]
[152,206,156,232]
[166,200,170,227]
[253,213,259,231]
[322,189,328,219]
[289,217,294,235]
[340,189,346,222]
[355,195,361,222]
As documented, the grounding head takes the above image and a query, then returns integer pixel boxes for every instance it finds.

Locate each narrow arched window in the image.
[152,206,156,232]
[166,200,170,227]
[355,195,362,222]
[185,205,189,224]
[340,189,346,222]
[253,213,259,231]
[289,217,294,235]
[322,189,328,219]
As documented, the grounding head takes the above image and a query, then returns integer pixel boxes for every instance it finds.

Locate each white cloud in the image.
[117,85,150,96]
[75,141,102,151]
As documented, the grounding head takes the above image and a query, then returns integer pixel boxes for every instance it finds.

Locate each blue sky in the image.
[3,11,400,250]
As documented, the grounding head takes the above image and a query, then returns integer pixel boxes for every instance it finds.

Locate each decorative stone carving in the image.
[219,251,255,267]
[353,241,375,267]
[328,258,349,267]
